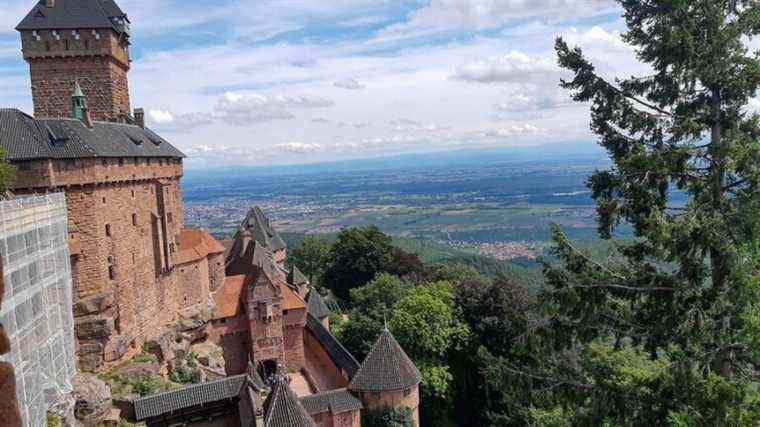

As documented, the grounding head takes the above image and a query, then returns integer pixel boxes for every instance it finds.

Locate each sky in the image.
[0,0,757,169]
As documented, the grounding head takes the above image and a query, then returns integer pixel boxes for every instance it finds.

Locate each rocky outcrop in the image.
[144,328,176,364]
[73,374,113,426]
[0,258,22,427]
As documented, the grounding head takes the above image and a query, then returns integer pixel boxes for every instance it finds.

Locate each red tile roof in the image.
[177,228,226,265]
[212,275,246,319]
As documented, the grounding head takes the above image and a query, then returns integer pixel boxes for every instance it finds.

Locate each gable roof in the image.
[348,329,421,392]
[0,109,184,161]
[242,206,286,251]
[307,290,330,320]
[288,265,309,286]
[263,376,315,427]
[17,0,128,31]
[280,281,306,311]
[176,228,226,265]
[300,388,362,416]
[212,274,246,319]
[134,374,251,421]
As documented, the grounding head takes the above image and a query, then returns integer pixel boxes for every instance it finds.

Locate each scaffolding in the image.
[0,193,76,427]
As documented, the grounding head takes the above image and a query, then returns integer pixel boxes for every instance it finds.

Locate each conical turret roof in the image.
[307,290,330,320]
[348,329,421,392]
[263,375,315,427]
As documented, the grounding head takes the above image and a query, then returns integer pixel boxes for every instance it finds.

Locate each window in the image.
[108,265,116,280]
[131,190,135,198]
[118,158,124,166]
[132,213,137,226]
[220,318,227,324]
[283,310,289,315]
[168,213,173,223]
[132,252,135,264]
[102,158,107,166]
[105,224,111,237]
[18,163,32,171]
[102,197,106,204]
[147,158,151,165]
[404,388,412,397]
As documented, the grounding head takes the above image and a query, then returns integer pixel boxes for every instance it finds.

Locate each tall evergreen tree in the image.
[527,0,760,423]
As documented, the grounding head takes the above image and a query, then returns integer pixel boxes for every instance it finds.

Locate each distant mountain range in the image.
[185,141,607,181]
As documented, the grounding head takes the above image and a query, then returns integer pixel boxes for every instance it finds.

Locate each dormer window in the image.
[71,30,80,40]
[52,30,60,40]
[32,30,41,41]
[91,30,100,40]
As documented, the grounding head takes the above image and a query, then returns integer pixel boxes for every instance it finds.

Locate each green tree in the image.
[390,282,469,426]
[322,225,393,300]
[503,0,760,424]
[287,235,332,284]
[0,149,16,192]
[339,273,412,359]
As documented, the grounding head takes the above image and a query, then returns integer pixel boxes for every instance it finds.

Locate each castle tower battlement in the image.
[17,0,132,122]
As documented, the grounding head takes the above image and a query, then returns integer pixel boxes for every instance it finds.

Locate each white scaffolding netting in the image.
[0,193,76,427]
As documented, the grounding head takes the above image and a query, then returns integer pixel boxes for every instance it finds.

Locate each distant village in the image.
[0,1,422,426]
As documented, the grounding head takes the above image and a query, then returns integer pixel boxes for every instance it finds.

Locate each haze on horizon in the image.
[1,0,758,168]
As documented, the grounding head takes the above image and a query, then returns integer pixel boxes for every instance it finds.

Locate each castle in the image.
[0,1,422,426]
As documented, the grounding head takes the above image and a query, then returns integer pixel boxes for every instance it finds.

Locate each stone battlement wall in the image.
[13,157,182,190]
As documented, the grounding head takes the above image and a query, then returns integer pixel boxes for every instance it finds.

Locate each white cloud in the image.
[452,50,557,84]
[334,78,366,90]
[378,0,619,41]
[148,109,174,124]
[214,92,333,125]
[275,142,323,153]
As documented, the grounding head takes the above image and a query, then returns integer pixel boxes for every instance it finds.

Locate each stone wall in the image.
[283,323,305,372]
[207,252,225,292]
[177,258,210,308]
[360,387,420,427]
[311,408,360,427]
[12,159,186,371]
[303,329,349,389]
[20,29,130,121]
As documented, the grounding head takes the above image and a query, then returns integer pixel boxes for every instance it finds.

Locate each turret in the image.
[348,328,422,426]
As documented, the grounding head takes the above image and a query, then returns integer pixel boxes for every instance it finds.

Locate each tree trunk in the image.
[709,89,727,292]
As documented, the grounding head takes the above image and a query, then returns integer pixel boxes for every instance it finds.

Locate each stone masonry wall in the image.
[361,387,420,427]
[177,258,210,308]
[20,29,130,122]
[208,252,225,292]
[247,276,286,370]
[13,159,185,371]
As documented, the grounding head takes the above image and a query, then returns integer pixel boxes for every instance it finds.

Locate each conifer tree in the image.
[486,1,760,424]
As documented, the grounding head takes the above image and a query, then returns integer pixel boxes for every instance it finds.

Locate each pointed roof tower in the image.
[263,375,316,427]
[307,290,330,320]
[348,329,421,392]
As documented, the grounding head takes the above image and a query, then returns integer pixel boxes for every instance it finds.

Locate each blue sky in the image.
[2,0,754,169]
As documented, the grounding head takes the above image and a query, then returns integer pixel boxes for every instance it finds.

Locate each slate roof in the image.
[305,313,360,378]
[134,374,251,421]
[243,206,286,251]
[288,265,309,286]
[300,388,362,416]
[307,290,330,320]
[348,329,421,392]
[17,0,128,31]
[0,109,184,161]
[262,376,316,427]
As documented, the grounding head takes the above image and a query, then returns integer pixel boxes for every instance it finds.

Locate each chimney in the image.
[134,108,145,128]
[45,0,55,8]
[82,107,93,128]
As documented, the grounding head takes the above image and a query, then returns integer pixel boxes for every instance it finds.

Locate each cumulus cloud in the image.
[334,78,366,90]
[274,142,323,153]
[215,92,333,126]
[378,0,618,41]
[452,50,557,84]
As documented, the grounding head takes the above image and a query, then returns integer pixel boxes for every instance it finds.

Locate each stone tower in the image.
[16,0,132,122]
[348,328,423,426]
